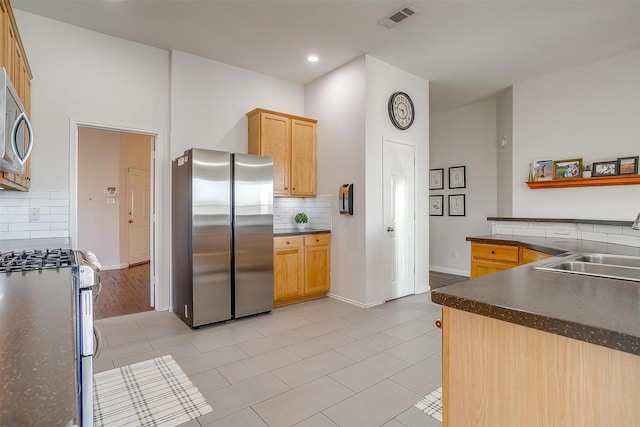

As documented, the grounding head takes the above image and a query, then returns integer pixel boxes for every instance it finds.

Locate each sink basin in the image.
[533,253,640,282]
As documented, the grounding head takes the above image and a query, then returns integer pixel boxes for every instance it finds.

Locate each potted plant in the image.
[294,212,308,230]
[582,164,592,178]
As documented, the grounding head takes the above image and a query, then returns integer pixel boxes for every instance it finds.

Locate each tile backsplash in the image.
[274,195,332,231]
[491,220,640,248]
[0,191,70,240]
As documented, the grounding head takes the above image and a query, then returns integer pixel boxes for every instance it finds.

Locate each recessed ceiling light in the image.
[307,55,319,63]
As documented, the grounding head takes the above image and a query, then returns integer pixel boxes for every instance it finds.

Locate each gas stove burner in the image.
[0,248,75,272]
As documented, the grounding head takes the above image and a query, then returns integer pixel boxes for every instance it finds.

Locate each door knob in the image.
[386,227,394,232]
[129,220,134,224]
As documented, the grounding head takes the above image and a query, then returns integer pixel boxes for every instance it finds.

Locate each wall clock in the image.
[388,91,414,130]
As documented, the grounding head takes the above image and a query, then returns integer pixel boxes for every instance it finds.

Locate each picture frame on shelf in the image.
[592,160,618,177]
[429,168,444,190]
[448,166,466,189]
[617,156,639,175]
[429,195,444,216]
[448,194,465,216]
[534,159,553,181]
[553,158,582,179]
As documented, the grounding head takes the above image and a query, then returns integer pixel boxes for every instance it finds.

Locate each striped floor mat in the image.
[93,355,212,427]
[415,387,443,422]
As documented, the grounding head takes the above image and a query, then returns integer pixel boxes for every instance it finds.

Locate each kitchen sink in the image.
[533,253,640,282]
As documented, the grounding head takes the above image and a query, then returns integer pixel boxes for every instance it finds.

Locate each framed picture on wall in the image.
[429,195,444,216]
[429,168,444,190]
[617,156,639,175]
[553,158,582,179]
[448,166,466,189]
[448,194,465,216]
[534,159,553,181]
[592,160,618,177]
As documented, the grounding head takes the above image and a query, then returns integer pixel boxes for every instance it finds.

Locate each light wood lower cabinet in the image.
[470,242,551,279]
[442,307,640,426]
[274,234,330,307]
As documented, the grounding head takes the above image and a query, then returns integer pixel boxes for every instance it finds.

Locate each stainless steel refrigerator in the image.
[172,148,274,328]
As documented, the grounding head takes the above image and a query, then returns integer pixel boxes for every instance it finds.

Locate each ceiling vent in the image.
[378,5,419,28]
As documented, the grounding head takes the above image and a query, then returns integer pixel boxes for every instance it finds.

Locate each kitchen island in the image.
[432,235,640,426]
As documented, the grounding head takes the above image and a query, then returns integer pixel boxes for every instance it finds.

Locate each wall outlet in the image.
[451,250,458,259]
[29,207,40,222]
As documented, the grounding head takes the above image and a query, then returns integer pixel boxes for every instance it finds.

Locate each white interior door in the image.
[383,140,415,300]
[128,168,150,265]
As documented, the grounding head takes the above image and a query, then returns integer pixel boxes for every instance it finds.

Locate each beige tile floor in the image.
[94,293,443,427]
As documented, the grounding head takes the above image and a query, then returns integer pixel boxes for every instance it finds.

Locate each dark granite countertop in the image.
[433,235,640,356]
[0,268,79,426]
[487,217,633,227]
[274,228,331,237]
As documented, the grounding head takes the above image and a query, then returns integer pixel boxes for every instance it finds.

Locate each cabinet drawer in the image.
[304,234,330,246]
[274,236,304,250]
[472,243,519,263]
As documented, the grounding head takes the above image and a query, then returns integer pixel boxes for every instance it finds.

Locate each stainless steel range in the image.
[0,248,76,272]
[0,248,101,427]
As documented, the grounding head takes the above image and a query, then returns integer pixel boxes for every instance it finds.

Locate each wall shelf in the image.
[526,175,640,189]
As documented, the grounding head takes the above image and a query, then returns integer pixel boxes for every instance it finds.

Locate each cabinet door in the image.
[521,248,551,264]
[304,238,330,294]
[290,119,316,197]
[471,259,516,279]
[260,113,290,196]
[274,247,304,301]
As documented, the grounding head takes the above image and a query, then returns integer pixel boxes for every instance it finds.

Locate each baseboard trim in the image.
[430,265,470,277]
[101,263,129,271]
[327,293,385,309]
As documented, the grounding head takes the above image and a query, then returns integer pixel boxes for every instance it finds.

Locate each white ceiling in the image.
[12,0,640,112]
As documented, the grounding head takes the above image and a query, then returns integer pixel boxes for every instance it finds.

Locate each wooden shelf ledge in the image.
[526,175,640,189]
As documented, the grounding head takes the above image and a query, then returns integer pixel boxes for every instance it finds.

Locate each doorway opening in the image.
[76,126,155,319]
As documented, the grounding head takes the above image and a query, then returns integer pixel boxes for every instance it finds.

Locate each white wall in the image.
[365,56,430,306]
[13,11,171,308]
[496,87,513,216]
[430,99,498,276]
[78,128,121,268]
[170,50,304,158]
[305,56,367,305]
[512,50,640,220]
[306,55,429,307]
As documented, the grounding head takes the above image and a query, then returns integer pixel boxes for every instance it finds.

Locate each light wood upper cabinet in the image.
[0,0,33,191]
[247,108,317,197]
[290,119,316,197]
[470,242,551,279]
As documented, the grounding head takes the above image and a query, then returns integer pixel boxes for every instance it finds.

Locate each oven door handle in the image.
[93,326,103,360]
[93,281,103,303]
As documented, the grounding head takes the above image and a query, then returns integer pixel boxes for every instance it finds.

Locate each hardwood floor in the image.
[430,270,468,290]
[94,262,153,320]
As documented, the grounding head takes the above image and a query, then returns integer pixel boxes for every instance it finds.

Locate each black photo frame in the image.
[617,156,639,175]
[429,195,444,216]
[448,194,466,216]
[429,168,444,190]
[448,166,466,189]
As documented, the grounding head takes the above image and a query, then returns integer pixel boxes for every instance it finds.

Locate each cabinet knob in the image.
[285,187,288,190]
[491,250,495,254]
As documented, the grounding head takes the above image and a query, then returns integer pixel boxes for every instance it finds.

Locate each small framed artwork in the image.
[534,159,553,181]
[429,195,444,216]
[553,158,582,179]
[448,166,466,189]
[592,160,618,177]
[617,156,639,175]
[429,168,444,190]
[448,194,465,216]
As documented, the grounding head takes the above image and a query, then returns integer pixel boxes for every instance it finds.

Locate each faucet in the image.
[633,211,640,230]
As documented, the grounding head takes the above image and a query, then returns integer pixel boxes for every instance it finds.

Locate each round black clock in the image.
[388,91,414,130]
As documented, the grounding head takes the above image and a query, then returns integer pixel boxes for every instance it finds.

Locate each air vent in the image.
[378,5,419,28]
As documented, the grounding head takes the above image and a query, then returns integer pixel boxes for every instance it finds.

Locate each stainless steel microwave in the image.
[0,67,33,174]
